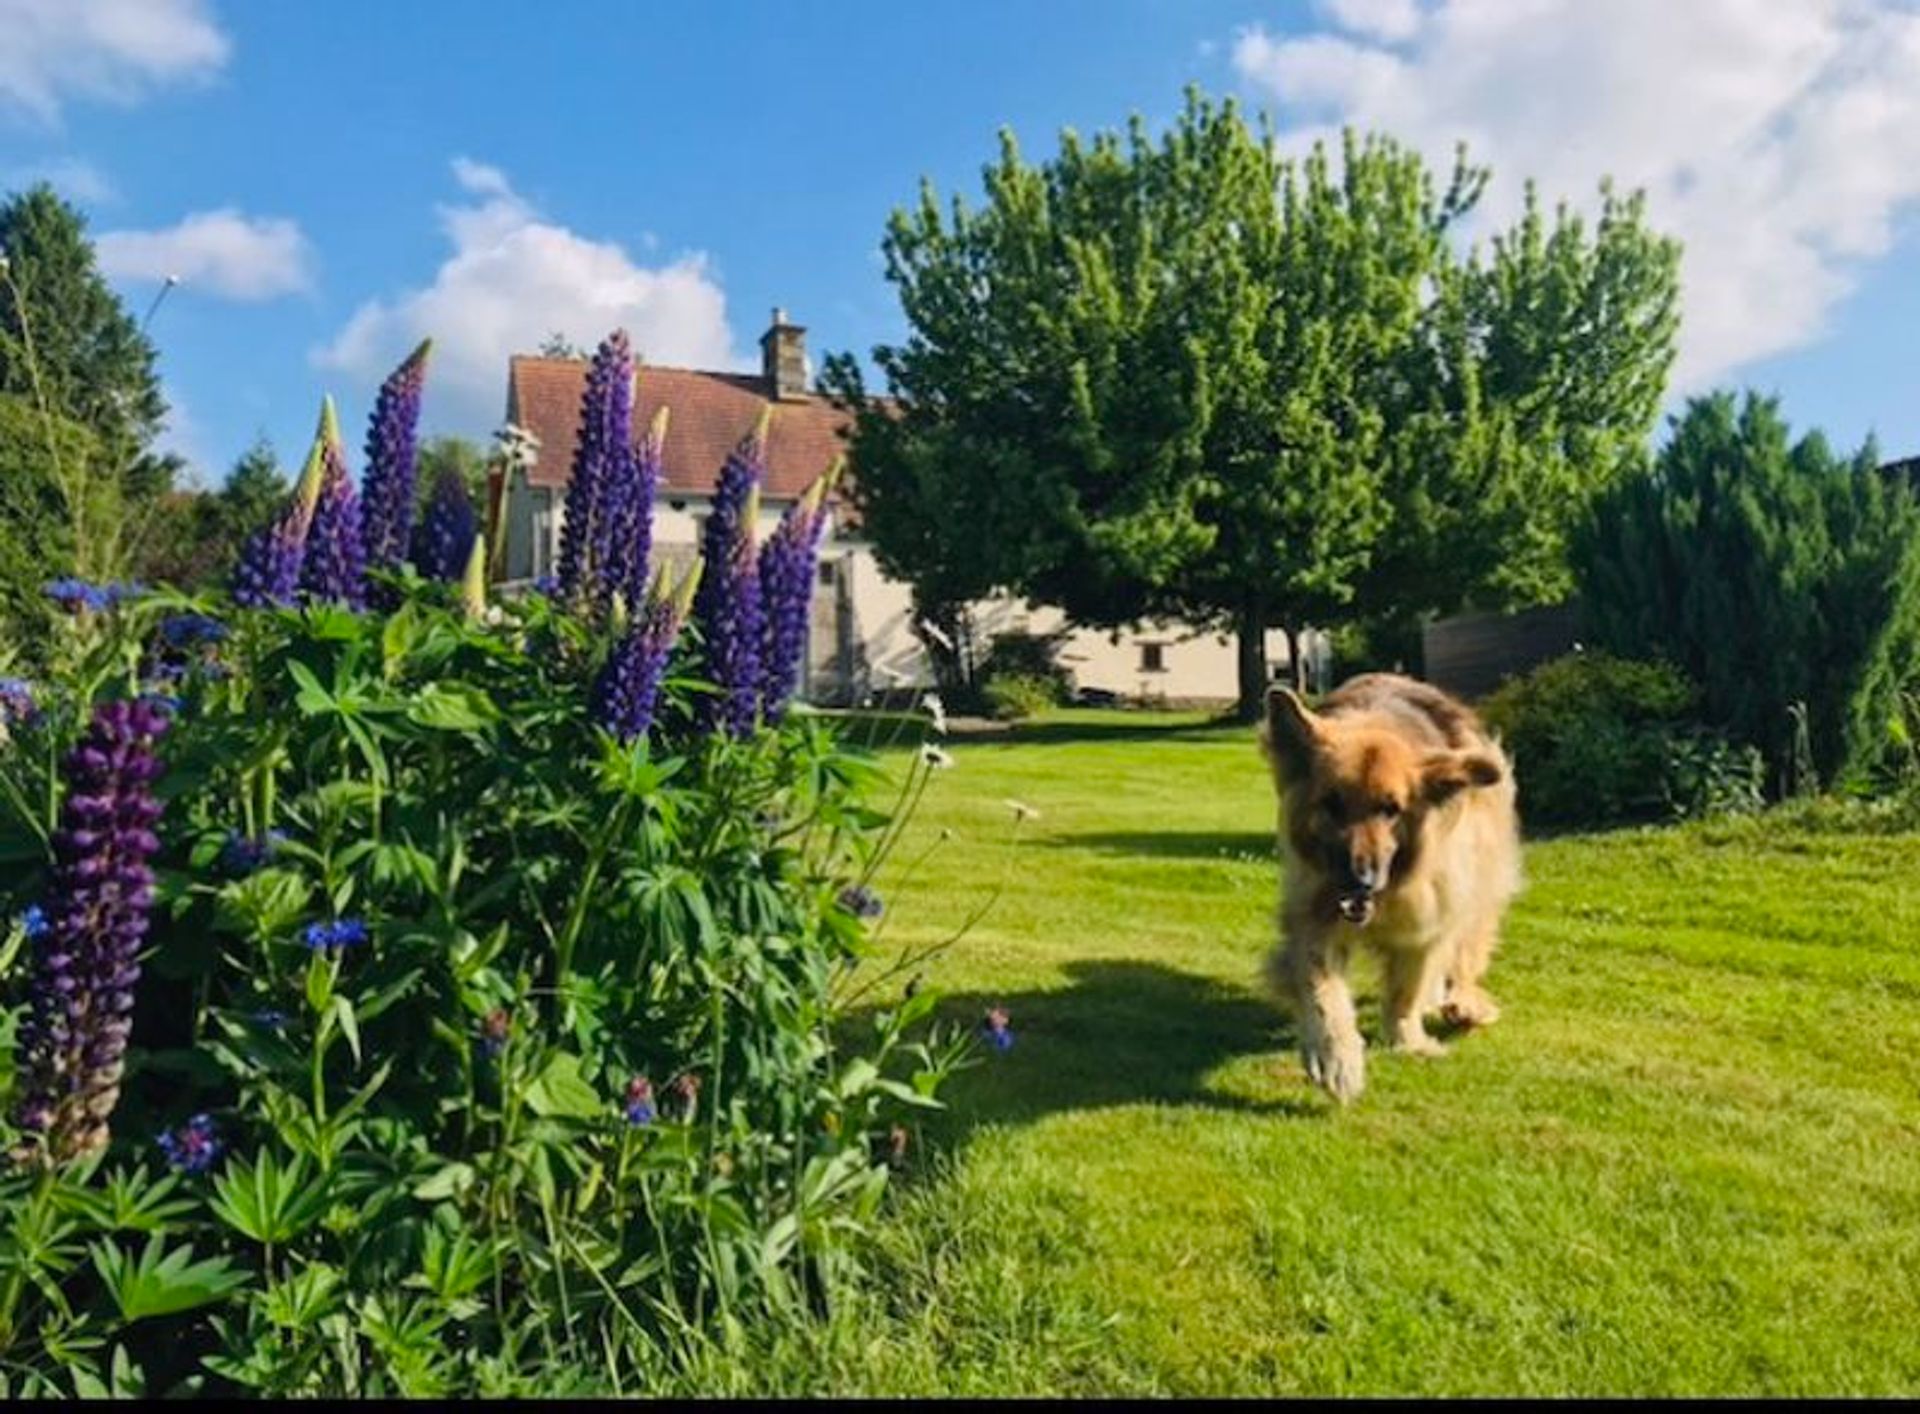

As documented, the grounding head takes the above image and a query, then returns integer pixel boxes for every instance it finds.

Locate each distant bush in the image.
[982,672,1062,721]
[979,631,1071,696]
[1483,651,1762,825]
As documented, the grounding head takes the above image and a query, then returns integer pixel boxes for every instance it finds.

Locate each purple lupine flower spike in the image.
[360,339,433,604]
[594,559,701,744]
[299,398,367,609]
[11,698,170,1167]
[412,466,478,582]
[693,411,770,737]
[759,457,842,724]
[233,401,331,608]
[555,330,635,615]
[607,404,668,617]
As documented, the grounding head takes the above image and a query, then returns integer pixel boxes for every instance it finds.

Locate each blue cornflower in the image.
[44,579,111,614]
[532,574,559,597]
[19,904,47,941]
[220,830,286,878]
[980,1006,1014,1053]
[838,885,883,920]
[139,692,184,715]
[250,1009,288,1032]
[105,582,146,606]
[624,1076,656,1127]
[302,918,369,952]
[159,613,228,650]
[0,677,36,725]
[156,1114,221,1174]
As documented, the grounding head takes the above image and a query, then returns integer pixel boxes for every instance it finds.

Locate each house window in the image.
[1140,643,1167,674]
[817,560,837,588]
[531,492,554,580]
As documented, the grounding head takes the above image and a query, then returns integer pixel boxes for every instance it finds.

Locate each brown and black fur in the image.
[1259,674,1522,1103]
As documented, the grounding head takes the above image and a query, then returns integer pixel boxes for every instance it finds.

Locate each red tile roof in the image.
[507,356,852,503]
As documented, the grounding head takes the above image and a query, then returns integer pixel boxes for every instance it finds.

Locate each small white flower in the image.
[921,692,948,734]
[1004,798,1040,822]
[917,618,956,653]
[920,743,955,771]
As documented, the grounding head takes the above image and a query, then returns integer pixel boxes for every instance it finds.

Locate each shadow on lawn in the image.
[883,959,1323,1137]
[953,715,1250,750]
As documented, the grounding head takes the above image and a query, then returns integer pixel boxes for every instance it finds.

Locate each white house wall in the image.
[502,475,1304,705]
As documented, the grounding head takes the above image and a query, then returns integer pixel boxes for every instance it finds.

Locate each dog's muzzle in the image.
[1336,889,1377,925]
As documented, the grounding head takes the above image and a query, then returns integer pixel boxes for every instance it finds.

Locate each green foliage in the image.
[826,88,1679,712]
[130,438,292,592]
[0,583,976,1396]
[414,436,490,515]
[1481,651,1763,825]
[0,185,181,613]
[981,674,1061,722]
[0,395,97,660]
[1574,391,1920,791]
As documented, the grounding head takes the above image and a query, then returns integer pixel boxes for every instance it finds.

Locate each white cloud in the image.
[1232,0,1920,389]
[1319,0,1424,44]
[95,209,314,300]
[315,159,739,430]
[2,156,116,203]
[0,0,229,122]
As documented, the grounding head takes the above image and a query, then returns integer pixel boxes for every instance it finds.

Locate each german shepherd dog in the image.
[1260,674,1521,1103]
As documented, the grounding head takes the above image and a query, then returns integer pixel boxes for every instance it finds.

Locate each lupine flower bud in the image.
[10,698,170,1167]
[556,331,635,615]
[461,534,489,622]
[668,1072,701,1123]
[759,459,841,724]
[233,402,331,608]
[412,466,478,582]
[299,399,367,609]
[594,559,700,744]
[360,340,432,602]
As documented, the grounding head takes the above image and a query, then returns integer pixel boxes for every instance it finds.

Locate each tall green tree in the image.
[1575,391,1920,791]
[0,183,180,585]
[825,90,1679,713]
[414,435,489,515]
[134,436,291,590]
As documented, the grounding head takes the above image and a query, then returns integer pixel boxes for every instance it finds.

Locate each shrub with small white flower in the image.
[0,332,980,1399]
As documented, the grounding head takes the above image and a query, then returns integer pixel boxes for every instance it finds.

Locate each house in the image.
[497,309,1311,706]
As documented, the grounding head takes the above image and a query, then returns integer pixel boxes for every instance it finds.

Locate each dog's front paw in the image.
[1304,1032,1366,1104]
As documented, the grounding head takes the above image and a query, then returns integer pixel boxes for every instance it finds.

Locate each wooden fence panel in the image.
[1421,601,1585,701]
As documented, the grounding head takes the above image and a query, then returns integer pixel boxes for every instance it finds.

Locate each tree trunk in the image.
[1235,598,1268,721]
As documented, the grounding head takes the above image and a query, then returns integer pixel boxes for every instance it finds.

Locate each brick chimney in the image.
[760,307,809,401]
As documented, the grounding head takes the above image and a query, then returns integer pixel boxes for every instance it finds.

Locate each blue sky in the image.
[4,0,1918,484]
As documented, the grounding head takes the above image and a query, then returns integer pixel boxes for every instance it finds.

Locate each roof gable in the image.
[507,356,851,502]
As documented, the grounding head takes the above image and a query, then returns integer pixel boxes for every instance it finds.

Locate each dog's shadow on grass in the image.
[868,958,1326,1138]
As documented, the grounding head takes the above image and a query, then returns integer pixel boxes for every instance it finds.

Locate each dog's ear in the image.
[1261,687,1322,779]
[1421,749,1504,805]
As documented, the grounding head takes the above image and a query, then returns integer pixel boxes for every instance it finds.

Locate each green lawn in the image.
[799,709,1920,1397]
